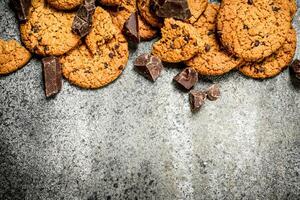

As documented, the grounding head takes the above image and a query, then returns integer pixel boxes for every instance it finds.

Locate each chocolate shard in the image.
[290,59,300,80]
[189,90,206,112]
[122,12,140,44]
[134,54,163,81]
[173,67,198,90]
[206,84,220,101]
[10,0,32,22]
[153,0,191,20]
[72,0,95,37]
[42,56,62,98]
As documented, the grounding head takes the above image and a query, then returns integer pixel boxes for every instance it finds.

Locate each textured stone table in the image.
[0,0,299,199]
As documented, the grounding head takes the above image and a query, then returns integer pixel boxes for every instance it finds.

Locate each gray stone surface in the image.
[0,0,299,199]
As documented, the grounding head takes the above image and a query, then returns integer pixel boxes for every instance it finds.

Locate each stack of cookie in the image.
[151,0,297,79]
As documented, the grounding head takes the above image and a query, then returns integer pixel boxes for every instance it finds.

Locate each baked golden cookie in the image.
[60,33,129,89]
[20,0,81,56]
[217,0,290,61]
[0,39,31,75]
[85,7,118,54]
[138,15,158,40]
[46,0,83,10]
[137,0,163,28]
[239,27,296,79]
[185,3,243,76]
[186,0,208,24]
[99,0,122,6]
[152,18,203,63]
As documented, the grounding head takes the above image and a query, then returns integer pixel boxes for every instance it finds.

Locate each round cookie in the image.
[186,0,208,24]
[60,33,129,89]
[217,0,291,62]
[185,4,244,76]
[86,7,119,55]
[46,0,83,10]
[137,0,163,28]
[0,39,31,75]
[138,15,158,40]
[20,0,81,56]
[152,18,203,63]
[239,27,296,79]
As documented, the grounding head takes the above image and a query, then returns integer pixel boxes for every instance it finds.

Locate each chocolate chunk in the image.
[254,40,260,47]
[173,67,198,90]
[42,56,62,98]
[122,12,140,44]
[290,59,300,79]
[247,0,253,5]
[153,0,192,20]
[10,0,32,22]
[189,90,206,112]
[206,84,220,101]
[205,44,211,52]
[72,0,95,37]
[134,54,163,81]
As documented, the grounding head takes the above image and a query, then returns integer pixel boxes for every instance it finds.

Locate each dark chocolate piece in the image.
[122,12,140,44]
[42,56,62,98]
[153,0,191,20]
[206,84,220,101]
[72,0,95,37]
[10,0,32,22]
[173,67,198,90]
[189,90,206,112]
[290,59,300,79]
[134,54,163,81]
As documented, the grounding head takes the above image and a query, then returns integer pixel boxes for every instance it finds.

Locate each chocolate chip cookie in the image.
[0,39,31,75]
[185,3,243,75]
[47,0,83,10]
[20,0,81,56]
[85,7,119,54]
[60,33,129,89]
[239,27,296,79]
[217,0,291,61]
[138,15,158,40]
[152,18,203,63]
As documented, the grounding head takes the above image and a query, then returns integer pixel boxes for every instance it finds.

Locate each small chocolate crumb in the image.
[189,90,206,112]
[205,44,211,52]
[272,7,280,12]
[206,84,220,101]
[171,24,179,29]
[247,0,253,5]
[254,40,260,47]
[109,52,114,58]
[173,67,198,90]
[42,56,62,98]
[243,24,249,30]
[134,54,163,81]
[290,59,300,79]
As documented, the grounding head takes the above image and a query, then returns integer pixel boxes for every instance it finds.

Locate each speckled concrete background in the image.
[0,0,300,199]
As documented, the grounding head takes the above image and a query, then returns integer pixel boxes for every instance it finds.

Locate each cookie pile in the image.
[0,0,299,111]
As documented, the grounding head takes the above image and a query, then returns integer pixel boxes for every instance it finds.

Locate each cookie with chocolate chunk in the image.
[239,27,296,79]
[217,0,290,61]
[152,18,202,63]
[0,39,31,75]
[86,7,119,54]
[60,33,129,89]
[20,0,81,56]
[47,0,83,10]
[185,4,243,75]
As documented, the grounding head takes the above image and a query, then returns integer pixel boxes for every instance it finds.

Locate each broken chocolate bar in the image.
[153,0,191,20]
[290,59,300,80]
[134,54,163,81]
[42,56,62,98]
[173,67,198,90]
[189,90,206,112]
[10,0,32,22]
[122,12,140,44]
[206,84,220,101]
[72,0,95,37]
